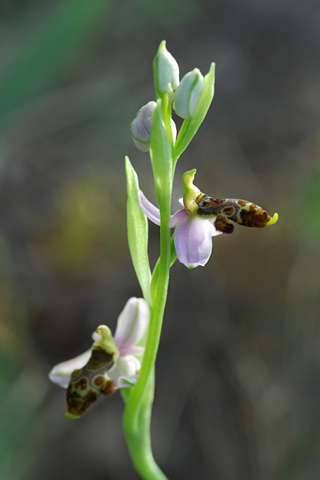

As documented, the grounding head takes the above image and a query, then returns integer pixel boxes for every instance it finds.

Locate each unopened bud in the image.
[153,41,179,94]
[131,101,156,152]
[174,68,205,119]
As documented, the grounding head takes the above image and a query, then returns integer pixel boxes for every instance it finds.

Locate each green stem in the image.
[123,369,168,480]
[123,214,171,480]
[159,92,174,149]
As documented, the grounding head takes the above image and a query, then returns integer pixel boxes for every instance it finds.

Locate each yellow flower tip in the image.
[266,212,278,226]
[96,325,111,337]
[65,412,80,420]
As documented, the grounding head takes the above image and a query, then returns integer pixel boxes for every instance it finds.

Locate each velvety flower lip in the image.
[49,297,150,391]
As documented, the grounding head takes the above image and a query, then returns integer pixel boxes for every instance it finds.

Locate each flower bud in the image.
[131,101,156,152]
[173,68,205,119]
[153,41,179,94]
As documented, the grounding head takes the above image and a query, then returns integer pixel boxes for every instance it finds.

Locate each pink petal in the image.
[167,208,189,228]
[119,345,145,356]
[174,216,214,268]
[114,297,149,348]
[138,190,161,226]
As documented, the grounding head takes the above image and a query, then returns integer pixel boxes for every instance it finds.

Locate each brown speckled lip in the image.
[66,347,116,417]
[196,195,272,228]
[214,215,234,235]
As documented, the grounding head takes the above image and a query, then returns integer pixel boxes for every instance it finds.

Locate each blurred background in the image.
[0,0,320,479]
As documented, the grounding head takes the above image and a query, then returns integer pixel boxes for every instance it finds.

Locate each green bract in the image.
[125,157,151,305]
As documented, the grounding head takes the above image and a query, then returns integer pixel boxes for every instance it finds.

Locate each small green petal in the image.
[182,169,201,213]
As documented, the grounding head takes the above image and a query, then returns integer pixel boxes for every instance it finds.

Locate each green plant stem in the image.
[123,215,171,480]
[123,369,168,480]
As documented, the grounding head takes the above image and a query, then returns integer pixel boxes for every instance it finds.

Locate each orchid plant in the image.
[49,41,278,480]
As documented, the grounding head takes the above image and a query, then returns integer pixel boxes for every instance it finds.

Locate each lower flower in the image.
[49,297,149,419]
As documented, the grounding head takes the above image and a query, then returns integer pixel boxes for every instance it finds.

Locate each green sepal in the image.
[173,63,215,163]
[149,100,173,217]
[125,157,152,305]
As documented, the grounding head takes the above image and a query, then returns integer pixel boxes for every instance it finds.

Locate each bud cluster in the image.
[131,41,209,152]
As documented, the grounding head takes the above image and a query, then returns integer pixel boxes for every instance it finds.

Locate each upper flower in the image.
[138,170,278,269]
[49,297,149,419]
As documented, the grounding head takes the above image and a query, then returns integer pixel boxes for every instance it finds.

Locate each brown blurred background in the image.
[0,0,320,479]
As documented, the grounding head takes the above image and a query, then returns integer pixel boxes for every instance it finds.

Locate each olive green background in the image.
[0,1,320,479]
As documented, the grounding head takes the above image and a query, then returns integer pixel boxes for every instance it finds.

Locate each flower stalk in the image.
[49,40,278,480]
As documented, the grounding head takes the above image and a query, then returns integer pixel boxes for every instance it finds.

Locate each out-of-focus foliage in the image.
[0,0,319,479]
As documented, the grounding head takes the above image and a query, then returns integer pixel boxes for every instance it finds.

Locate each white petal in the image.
[109,356,140,384]
[114,298,149,348]
[49,349,91,389]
